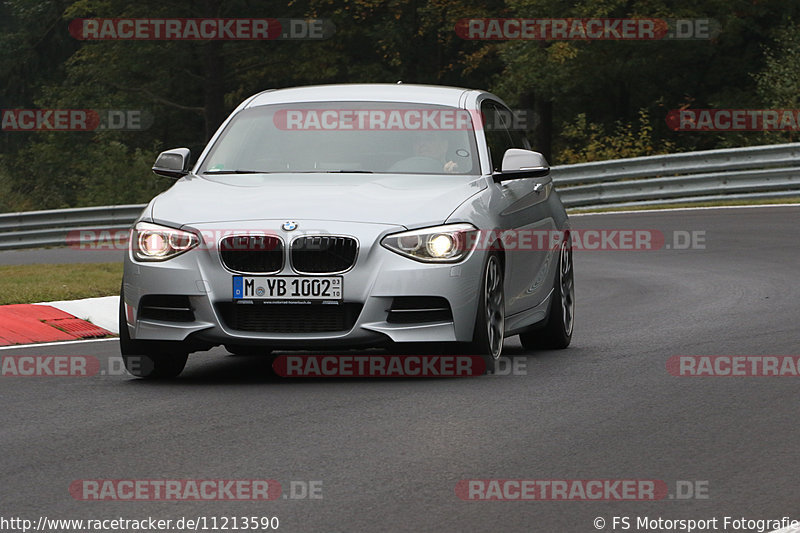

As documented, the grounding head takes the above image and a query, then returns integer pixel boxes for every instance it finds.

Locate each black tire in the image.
[465,252,505,374]
[519,236,574,350]
[119,287,189,379]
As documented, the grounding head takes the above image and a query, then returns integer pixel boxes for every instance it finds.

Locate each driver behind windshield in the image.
[412,136,459,173]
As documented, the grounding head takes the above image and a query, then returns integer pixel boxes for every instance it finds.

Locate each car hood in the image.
[150,173,486,227]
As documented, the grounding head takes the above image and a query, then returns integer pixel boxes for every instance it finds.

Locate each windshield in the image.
[199,102,480,175]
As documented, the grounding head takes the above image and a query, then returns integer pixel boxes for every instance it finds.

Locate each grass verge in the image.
[1,198,799,304]
[0,262,122,305]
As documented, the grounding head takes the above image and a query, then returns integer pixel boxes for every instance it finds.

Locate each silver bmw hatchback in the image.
[120,83,574,378]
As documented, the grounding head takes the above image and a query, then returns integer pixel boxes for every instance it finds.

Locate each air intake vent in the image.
[139,295,194,322]
[386,296,452,324]
[220,235,283,273]
[217,302,363,333]
[291,236,357,274]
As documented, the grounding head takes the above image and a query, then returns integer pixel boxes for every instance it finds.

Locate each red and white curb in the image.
[0,296,118,347]
[34,296,119,334]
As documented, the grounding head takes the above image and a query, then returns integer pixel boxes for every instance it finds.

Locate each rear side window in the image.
[480,100,530,171]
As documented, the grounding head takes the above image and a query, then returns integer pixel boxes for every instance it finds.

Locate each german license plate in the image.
[233,276,342,300]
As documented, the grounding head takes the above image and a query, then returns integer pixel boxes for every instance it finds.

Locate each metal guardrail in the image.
[1,142,799,250]
[551,142,800,209]
[0,205,144,251]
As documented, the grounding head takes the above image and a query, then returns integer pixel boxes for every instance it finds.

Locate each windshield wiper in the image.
[204,169,374,174]
[203,169,272,174]
[310,169,374,173]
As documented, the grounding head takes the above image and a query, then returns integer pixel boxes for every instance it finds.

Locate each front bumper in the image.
[122,219,486,350]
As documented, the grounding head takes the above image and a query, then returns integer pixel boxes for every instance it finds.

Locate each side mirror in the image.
[494,149,550,181]
[152,148,191,179]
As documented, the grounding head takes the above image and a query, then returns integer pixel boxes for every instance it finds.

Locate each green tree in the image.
[492,0,800,162]
[4,0,800,212]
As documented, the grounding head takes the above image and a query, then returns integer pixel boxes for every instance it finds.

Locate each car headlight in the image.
[381,223,478,263]
[132,222,199,261]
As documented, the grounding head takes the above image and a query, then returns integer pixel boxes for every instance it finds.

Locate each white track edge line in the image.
[0,337,118,351]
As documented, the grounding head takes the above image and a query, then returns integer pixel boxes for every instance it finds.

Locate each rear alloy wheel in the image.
[119,288,189,379]
[520,237,574,350]
[466,253,505,373]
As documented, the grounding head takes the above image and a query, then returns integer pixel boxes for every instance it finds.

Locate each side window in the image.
[481,101,515,172]
[481,101,531,171]
[505,109,531,150]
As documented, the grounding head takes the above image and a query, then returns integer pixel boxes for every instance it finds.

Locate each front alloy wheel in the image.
[466,253,505,373]
[520,236,574,350]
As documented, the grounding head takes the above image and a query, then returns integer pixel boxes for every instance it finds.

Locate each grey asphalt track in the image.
[1,206,798,532]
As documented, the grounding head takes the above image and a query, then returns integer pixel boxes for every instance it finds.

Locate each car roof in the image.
[245,83,481,108]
